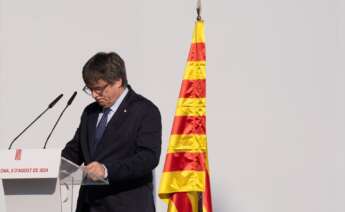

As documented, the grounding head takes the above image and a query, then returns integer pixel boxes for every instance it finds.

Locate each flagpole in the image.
[196,2,204,212]
[196,0,202,20]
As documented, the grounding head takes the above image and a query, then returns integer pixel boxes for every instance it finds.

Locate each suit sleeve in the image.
[105,103,162,182]
[61,111,85,166]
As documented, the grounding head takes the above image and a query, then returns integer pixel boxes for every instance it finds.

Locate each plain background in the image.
[1,0,345,211]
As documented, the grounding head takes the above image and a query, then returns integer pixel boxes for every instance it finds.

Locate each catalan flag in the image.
[159,20,213,212]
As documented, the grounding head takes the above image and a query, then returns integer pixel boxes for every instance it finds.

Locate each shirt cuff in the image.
[102,164,108,179]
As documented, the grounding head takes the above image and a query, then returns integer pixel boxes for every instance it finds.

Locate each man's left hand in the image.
[85,161,106,181]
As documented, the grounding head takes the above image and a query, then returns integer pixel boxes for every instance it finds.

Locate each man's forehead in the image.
[87,79,108,87]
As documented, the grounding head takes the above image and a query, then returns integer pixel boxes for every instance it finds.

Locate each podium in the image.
[0,149,108,212]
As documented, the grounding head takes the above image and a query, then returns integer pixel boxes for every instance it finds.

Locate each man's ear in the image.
[115,79,123,88]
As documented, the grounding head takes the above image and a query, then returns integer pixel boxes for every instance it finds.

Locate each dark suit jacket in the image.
[62,86,162,212]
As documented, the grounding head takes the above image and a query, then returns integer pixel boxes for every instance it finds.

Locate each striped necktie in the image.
[94,108,111,145]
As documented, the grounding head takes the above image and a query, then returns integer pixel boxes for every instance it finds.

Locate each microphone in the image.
[8,94,64,150]
[67,91,77,106]
[49,94,64,108]
[43,91,77,149]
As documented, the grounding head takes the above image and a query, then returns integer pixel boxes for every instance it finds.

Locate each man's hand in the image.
[85,161,106,181]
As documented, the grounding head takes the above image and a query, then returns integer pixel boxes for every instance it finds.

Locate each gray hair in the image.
[82,52,128,87]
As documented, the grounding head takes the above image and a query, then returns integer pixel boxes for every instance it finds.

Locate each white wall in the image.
[1,0,344,212]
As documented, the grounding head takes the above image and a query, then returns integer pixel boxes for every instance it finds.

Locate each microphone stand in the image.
[8,94,63,150]
[43,106,68,149]
[43,91,77,149]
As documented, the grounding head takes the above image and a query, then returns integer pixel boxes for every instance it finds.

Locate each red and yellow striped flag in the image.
[159,20,213,212]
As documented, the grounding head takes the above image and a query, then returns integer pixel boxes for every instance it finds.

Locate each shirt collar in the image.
[108,87,129,112]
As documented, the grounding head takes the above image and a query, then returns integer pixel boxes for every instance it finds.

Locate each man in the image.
[62,52,162,212]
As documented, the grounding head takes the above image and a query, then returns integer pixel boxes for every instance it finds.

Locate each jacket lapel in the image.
[87,106,102,158]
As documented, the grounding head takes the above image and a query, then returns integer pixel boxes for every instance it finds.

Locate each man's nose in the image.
[91,90,100,98]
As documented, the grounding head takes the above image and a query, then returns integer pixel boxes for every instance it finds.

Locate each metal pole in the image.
[196,0,202,20]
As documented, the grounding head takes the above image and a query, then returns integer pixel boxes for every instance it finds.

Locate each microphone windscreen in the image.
[67,91,77,105]
[48,94,63,108]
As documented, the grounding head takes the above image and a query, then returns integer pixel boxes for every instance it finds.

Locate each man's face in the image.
[88,79,124,108]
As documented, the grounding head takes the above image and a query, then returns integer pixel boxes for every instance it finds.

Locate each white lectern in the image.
[0,149,108,212]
